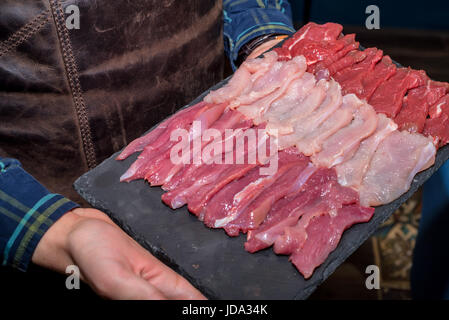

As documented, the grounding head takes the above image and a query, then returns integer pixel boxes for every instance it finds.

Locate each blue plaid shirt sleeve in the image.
[223,0,296,70]
[0,157,79,271]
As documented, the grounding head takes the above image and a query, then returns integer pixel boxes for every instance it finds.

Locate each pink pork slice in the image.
[116,101,208,161]
[424,94,449,147]
[395,81,447,133]
[222,155,312,236]
[201,148,308,234]
[290,205,374,279]
[272,179,359,256]
[244,168,335,253]
[161,125,268,209]
[147,109,250,186]
[311,95,378,168]
[119,101,221,182]
[161,115,253,191]
[369,68,427,118]
[124,102,227,183]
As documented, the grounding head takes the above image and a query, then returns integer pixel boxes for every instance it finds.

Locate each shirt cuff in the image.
[0,157,79,271]
[224,8,295,70]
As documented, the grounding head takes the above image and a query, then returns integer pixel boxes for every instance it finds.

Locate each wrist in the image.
[31,208,112,273]
[236,33,289,66]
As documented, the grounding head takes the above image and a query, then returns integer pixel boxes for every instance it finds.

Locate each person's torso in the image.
[0,0,224,203]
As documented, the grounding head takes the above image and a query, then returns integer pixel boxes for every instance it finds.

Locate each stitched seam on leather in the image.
[48,0,97,169]
[0,10,51,58]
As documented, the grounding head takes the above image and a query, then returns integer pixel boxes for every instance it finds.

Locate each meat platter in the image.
[74,23,449,299]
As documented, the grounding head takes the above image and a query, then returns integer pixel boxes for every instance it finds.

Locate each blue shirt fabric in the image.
[0,1,294,272]
[224,0,295,70]
[0,157,79,271]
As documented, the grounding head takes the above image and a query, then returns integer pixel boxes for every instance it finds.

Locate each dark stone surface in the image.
[74,53,449,300]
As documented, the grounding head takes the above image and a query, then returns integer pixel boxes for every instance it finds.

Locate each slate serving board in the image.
[74,47,449,300]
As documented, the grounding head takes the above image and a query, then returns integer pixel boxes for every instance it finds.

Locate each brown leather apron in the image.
[0,0,224,204]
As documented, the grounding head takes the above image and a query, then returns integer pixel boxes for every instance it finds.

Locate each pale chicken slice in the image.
[277,80,344,149]
[311,95,378,167]
[204,64,252,105]
[231,55,307,110]
[336,114,397,189]
[358,131,436,207]
[266,78,327,137]
[295,86,363,156]
[236,57,307,123]
[262,72,316,123]
[204,51,278,105]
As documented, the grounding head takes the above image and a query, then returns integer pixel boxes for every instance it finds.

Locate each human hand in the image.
[32,207,206,300]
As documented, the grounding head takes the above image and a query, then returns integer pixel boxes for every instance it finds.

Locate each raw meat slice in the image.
[424,94,449,147]
[333,48,383,96]
[119,102,224,182]
[274,46,291,61]
[272,180,359,256]
[323,50,367,79]
[296,92,359,156]
[309,34,360,75]
[358,55,397,101]
[265,77,327,136]
[281,22,343,52]
[262,73,317,123]
[161,126,269,209]
[204,149,305,227]
[146,109,248,186]
[117,101,208,160]
[276,79,343,148]
[230,54,304,109]
[311,95,378,167]
[204,65,252,105]
[244,168,335,253]
[290,205,374,279]
[359,130,436,207]
[236,56,307,122]
[369,68,427,118]
[222,155,311,236]
[134,102,228,184]
[188,148,304,218]
[202,164,268,227]
[291,38,345,67]
[161,117,253,191]
[336,113,397,189]
[395,81,447,133]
